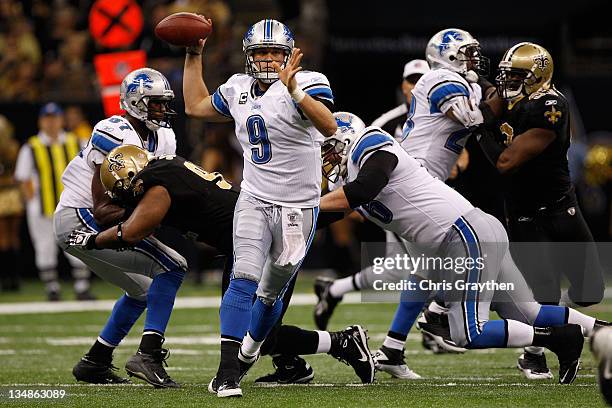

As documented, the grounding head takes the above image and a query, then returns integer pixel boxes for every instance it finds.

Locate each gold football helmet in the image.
[100,145,150,200]
[496,42,553,100]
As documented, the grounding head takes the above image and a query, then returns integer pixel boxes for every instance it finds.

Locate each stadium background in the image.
[0,0,611,284]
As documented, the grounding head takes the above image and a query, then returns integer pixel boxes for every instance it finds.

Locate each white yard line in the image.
[0,293,362,315]
[3,287,612,315]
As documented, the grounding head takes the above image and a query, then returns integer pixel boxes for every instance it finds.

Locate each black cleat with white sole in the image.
[373,345,421,379]
[535,324,584,385]
[125,349,180,388]
[416,310,467,354]
[255,355,314,384]
[329,325,375,384]
[517,351,553,380]
[73,356,131,384]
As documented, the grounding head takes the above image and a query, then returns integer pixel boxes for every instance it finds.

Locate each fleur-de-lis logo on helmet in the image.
[108,153,125,172]
[533,54,549,71]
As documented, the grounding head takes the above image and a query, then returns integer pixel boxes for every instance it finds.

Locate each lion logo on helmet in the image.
[126,73,154,94]
[438,30,464,56]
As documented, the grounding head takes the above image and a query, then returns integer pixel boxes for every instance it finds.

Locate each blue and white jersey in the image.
[211,71,333,208]
[58,115,176,209]
[346,127,474,243]
[400,69,482,180]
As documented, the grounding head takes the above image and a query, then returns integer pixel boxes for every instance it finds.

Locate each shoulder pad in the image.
[350,127,394,166]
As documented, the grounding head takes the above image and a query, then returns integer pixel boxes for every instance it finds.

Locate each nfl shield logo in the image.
[567,207,576,216]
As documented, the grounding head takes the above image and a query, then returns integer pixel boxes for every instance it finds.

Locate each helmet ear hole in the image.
[128,171,135,178]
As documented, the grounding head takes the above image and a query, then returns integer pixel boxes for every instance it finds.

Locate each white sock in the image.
[382,335,405,351]
[506,320,534,347]
[524,346,544,355]
[97,336,117,348]
[568,308,596,336]
[239,332,262,361]
[329,275,358,298]
[428,300,448,314]
[316,331,331,353]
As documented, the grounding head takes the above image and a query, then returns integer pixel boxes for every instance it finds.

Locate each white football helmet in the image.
[426,28,489,81]
[120,68,175,131]
[322,112,366,183]
[243,19,294,84]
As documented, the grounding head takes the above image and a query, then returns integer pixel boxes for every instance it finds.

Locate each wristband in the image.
[86,234,99,250]
[290,87,306,103]
[117,222,127,246]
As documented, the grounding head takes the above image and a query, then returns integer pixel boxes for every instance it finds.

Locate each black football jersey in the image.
[498,88,572,212]
[131,155,238,255]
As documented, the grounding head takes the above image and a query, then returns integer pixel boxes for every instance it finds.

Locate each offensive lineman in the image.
[315,29,489,376]
[320,112,610,384]
[54,68,186,388]
[183,19,342,397]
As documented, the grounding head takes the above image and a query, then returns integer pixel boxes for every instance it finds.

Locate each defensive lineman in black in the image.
[477,42,604,379]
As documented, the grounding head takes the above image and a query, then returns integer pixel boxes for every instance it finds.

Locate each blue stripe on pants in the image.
[453,216,482,343]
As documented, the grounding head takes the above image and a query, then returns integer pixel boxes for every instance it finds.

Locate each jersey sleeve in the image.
[297,71,334,105]
[427,80,471,114]
[524,95,568,131]
[13,144,33,182]
[90,121,124,155]
[350,127,395,168]
[211,76,236,119]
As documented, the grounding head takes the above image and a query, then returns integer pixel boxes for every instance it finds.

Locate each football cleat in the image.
[373,346,421,379]
[540,324,584,384]
[592,326,612,405]
[209,354,256,395]
[125,348,180,388]
[217,379,242,398]
[73,356,130,384]
[416,310,467,354]
[255,355,314,384]
[209,376,243,398]
[314,277,343,330]
[517,351,554,380]
[329,325,375,383]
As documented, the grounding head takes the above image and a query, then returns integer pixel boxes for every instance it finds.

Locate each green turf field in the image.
[0,279,610,407]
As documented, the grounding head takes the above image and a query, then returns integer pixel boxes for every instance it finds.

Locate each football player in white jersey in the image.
[54,68,187,388]
[314,29,492,373]
[319,112,611,385]
[183,19,337,397]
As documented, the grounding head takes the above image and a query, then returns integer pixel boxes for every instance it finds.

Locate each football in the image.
[155,12,212,47]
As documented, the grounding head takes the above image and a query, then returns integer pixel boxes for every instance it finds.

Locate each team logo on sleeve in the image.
[108,153,125,172]
[545,106,562,124]
[500,122,514,146]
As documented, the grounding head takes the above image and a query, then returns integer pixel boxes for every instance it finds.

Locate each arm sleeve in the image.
[211,81,233,118]
[299,72,334,105]
[428,81,470,114]
[13,145,33,182]
[344,150,398,209]
[525,96,567,131]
